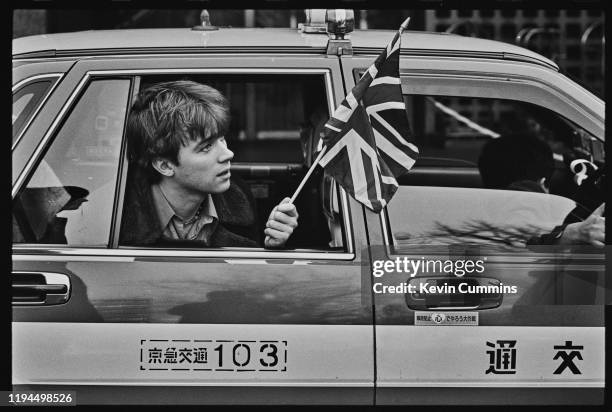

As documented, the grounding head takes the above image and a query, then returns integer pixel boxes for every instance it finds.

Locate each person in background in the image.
[478,133,604,246]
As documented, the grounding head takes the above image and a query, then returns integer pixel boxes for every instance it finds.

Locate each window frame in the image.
[12,73,63,150]
[13,68,356,260]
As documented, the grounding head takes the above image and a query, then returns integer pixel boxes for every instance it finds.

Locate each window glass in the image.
[388,186,575,248]
[120,74,344,251]
[12,79,55,144]
[404,95,584,168]
[13,79,130,246]
[387,94,604,250]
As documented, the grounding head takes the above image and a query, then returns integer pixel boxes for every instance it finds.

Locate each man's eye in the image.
[200,143,213,152]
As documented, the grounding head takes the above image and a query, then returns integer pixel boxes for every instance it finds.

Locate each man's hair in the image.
[126,80,230,182]
[478,133,555,189]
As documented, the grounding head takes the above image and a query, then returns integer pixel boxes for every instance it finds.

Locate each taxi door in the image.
[12,55,375,404]
[341,52,605,405]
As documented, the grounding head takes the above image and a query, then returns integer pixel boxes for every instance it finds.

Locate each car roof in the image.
[12,28,558,70]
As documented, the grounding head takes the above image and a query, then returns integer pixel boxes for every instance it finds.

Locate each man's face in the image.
[171,135,234,195]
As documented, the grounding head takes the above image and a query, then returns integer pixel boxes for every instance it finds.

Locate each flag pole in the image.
[399,17,410,34]
[289,145,328,204]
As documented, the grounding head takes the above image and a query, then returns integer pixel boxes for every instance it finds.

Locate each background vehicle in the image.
[11,10,605,405]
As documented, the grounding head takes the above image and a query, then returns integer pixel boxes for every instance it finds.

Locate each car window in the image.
[119,74,346,251]
[386,93,603,250]
[405,95,587,168]
[13,79,130,246]
[12,79,56,145]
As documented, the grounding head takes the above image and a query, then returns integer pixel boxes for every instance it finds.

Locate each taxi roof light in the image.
[325,9,354,39]
[192,10,219,31]
[300,9,355,39]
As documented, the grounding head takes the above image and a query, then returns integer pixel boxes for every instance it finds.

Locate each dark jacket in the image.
[120,168,260,248]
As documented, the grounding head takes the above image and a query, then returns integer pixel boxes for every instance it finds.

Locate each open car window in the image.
[118,73,346,252]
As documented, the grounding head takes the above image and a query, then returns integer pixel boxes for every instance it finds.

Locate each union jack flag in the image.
[319,18,419,212]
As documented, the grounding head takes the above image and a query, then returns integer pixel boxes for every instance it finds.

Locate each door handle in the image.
[12,272,71,305]
[405,277,503,310]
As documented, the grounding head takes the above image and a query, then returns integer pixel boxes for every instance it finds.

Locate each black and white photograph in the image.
[9,2,608,407]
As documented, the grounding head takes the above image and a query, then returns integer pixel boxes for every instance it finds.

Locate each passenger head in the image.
[126,80,230,183]
[478,133,555,191]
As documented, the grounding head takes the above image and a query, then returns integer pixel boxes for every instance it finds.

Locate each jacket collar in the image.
[120,167,254,245]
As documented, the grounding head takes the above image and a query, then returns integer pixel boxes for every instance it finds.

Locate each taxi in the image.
[11,10,605,405]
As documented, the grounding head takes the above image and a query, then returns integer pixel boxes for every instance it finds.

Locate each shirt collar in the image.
[151,183,217,228]
[203,192,218,221]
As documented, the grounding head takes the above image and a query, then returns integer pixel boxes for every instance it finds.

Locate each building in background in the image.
[13,8,604,97]
[425,9,604,98]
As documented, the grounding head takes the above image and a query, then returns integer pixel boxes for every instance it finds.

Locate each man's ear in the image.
[151,158,175,177]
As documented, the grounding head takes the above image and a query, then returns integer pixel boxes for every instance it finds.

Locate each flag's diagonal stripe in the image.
[370,113,418,158]
[373,129,417,170]
[380,174,398,185]
[366,101,406,113]
[370,111,420,153]
[368,64,379,80]
[325,115,349,132]
[370,76,401,87]
[346,92,358,109]
[320,134,350,167]
[364,86,404,106]
[332,102,354,123]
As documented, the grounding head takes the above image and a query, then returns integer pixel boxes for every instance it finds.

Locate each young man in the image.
[120,80,298,248]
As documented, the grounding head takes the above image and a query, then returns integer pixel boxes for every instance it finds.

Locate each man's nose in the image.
[219,143,234,163]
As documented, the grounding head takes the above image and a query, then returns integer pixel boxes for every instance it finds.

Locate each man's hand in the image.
[264,197,299,249]
[560,202,605,247]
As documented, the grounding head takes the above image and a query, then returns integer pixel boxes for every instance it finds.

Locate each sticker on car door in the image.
[140,339,287,372]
